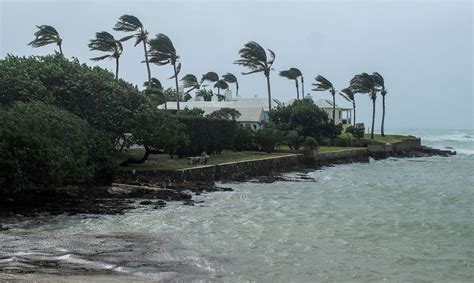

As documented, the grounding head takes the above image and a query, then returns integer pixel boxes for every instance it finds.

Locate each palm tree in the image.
[280,68,303,100]
[222,73,239,96]
[181,74,201,94]
[234,41,275,113]
[372,72,387,136]
[143,77,163,90]
[312,75,336,124]
[88,31,124,80]
[214,79,229,98]
[28,25,63,55]
[113,15,152,86]
[350,73,377,139]
[339,88,356,126]
[148,34,181,110]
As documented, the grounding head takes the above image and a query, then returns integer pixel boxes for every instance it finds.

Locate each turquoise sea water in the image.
[1,129,473,281]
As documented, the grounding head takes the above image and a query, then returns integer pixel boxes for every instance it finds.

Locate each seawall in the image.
[117,138,453,184]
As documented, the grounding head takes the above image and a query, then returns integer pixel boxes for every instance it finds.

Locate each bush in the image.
[233,126,255,151]
[176,116,238,156]
[254,127,280,153]
[283,130,305,150]
[345,125,365,139]
[0,102,117,193]
[0,54,145,145]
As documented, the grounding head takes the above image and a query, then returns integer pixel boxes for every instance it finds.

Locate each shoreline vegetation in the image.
[0,14,455,219]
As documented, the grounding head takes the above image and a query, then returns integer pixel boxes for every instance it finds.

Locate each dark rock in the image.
[139,200,153,205]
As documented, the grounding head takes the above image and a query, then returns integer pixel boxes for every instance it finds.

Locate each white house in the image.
[158,91,352,128]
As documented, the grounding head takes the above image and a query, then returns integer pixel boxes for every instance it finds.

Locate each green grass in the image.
[362,133,413,143]
[318,146,362,152]
[122,149,292,171]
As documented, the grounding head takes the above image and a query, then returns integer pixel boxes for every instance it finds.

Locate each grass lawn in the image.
[318,146,362,153]
[122,149,291,171]
[362,133,413,143]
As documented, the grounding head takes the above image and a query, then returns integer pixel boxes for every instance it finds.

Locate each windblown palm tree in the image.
[114,15,152,86]
[222,73,239,96]
[200,72,219,84]
[88,31,124,80]
[181,74,201,94]
[143,77,163,90]
[312,75,336,124]
[234,41,275,112]
[148,34,181,110]
[280,68,303,100]
[372,72,387,136]
[339,88,356,126]
[214,79,229,97]
[28,25,63,55]
[350,73,377,139]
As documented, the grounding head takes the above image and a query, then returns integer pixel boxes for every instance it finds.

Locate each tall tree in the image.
[28,25,63,55]
[372,72,387,137]
[222,73,239,96]
[114,15,152,87]
[339,88,356,126]
[214,79,229,98]
[143,77,163,90]
[312,75,336,124]
[280,68,303,100]
[350,73,377,139]
[234,41,275,113]
[88,31,124,80]
[148,34,181,110]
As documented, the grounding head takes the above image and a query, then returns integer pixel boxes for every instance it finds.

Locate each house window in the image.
[339,111,342,119]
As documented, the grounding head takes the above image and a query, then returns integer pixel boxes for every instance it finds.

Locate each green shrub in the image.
[283,130,305,150]
[0,54,145,145]
[176,116,238,156]
[254,127,280,153]
[0,102,117,193]
[345,125,365,139]
[233,126,255,151]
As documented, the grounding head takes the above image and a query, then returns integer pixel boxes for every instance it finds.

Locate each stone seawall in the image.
[117,138,450,184]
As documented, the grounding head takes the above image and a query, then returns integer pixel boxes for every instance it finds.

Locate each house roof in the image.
[285,98,352,110]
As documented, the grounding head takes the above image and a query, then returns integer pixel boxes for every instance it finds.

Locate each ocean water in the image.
[1,129,473,282]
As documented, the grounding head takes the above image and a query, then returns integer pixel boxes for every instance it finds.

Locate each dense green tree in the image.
[88,31,124,80]
[114,15,152,86]
[339,87,356,126]
[0,102,117,193]
[254,127,280,153]
[372,72,387,136]
[222,73,239,96]
[280,68,303,100]
[148,34,181,110]
[235,41,275,112]
[28,25,63,55]
[312,75,336,124]
[270,99,339,141]
[0,54,144,145]
[207,108,241,120]
[350,72,377,139]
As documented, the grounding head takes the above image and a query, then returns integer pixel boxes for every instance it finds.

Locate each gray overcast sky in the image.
[1,0,472,130]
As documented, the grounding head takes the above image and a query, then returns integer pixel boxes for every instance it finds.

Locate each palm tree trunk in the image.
[143,41,152,87]
[295,80,299,100]
[58,44,63,55]
[266,74,272,113]
[381,95,386,136]
[332,94,336,125]
[301,76,304,99]
[173,62,180,111]
[352,100,356,127]
[371,98,376,139]
[115,57,119,80]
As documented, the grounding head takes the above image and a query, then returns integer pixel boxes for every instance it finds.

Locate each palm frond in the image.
[222,73,237,83]
[88,31,123,59]
[90,54,112,61]
[148,33,177,66]
[143,77,163,89]
[234,41,275,76]
[181,74,200,89]
[312,75,334,92]
[28,25,61,47]
[119,35,134,42]
[113,15,143,32]
[267,49,276,66]
[201,72,219,83]
[279,69,297,80]
[214,79,229,90]
[339,88,354,102]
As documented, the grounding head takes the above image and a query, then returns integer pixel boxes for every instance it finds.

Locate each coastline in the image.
[0,138,456,218]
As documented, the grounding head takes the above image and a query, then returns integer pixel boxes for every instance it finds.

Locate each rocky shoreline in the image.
[0,144,455,221]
